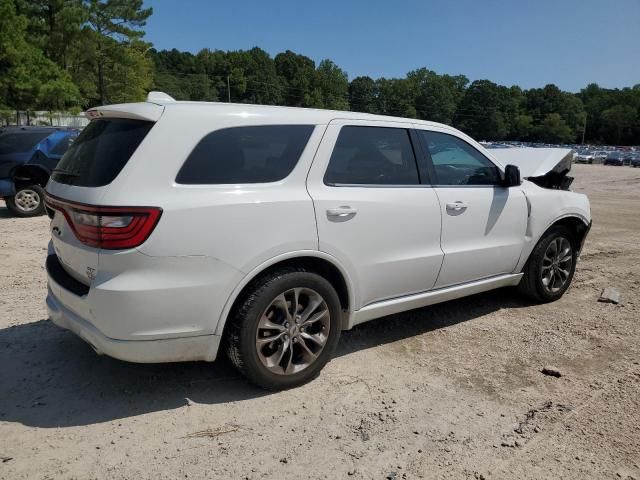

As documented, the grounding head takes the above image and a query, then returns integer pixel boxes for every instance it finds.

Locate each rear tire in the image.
[518,226,577,303]
[225,267,342,390]
[6,184,45,217]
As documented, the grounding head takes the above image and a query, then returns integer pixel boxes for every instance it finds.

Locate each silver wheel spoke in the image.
[300,295,323,323]
[291,288,301,317]
[256,331,285,345]
[272,294,293,323]
[559,250,572,263]
[272,339,289,367]
[283,346,295,374]
[301,331,326,348]
[302,307,329,326]
[260,318,286,332]
[298,337,318,362]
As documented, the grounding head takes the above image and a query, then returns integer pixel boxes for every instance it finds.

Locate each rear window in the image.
[51,119,153,187]
[49,134,77,156]
[176,125,315,184]
[0,132,51,155]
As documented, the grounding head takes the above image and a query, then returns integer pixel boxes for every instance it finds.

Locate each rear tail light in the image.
[45,194,162,250]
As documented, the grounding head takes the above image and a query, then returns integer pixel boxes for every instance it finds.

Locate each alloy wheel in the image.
[255,287,330,375]
[541,237,573,293]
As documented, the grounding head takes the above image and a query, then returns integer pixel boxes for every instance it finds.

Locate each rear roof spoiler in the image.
[85,101,165,122]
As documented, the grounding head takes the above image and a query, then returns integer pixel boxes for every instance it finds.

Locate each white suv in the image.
[45,92,591,390]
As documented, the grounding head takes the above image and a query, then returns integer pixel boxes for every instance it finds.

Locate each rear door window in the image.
[51,119,153,187]
[324,126,420,185]
[0,132,51,155]
[176,125,315,184]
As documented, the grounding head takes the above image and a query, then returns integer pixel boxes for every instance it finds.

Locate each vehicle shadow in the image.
[0,204,12,218]
[0,288,532,428]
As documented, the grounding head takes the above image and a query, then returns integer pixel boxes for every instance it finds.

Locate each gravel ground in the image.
[1,164,639,480]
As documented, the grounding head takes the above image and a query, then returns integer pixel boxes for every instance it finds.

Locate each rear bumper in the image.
[47,288,220,362]
[46,252,224,363]
[47,286,221,362]
[0,178,15,197]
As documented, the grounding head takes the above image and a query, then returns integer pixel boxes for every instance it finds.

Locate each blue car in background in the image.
[0,126,80,216]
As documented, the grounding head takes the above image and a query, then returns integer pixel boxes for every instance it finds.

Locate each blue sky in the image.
[143,0,640,92]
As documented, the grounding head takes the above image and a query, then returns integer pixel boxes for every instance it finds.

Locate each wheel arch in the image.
[215,251,355,337]
[11,164,51,187]
[519,213,591,272]
[544,214,591,254]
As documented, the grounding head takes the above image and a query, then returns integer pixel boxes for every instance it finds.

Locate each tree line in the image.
[1,0,639,145]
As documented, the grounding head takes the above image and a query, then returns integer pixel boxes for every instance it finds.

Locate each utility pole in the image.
[581,115,587,145]
[227,75,231,103]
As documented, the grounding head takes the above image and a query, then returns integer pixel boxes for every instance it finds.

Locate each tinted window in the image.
[324,126,419,185]
[177,125,314,184]
[51,119,153,187]
[420,131,501,186]
[0,132,50,155]
[49,134,76,156]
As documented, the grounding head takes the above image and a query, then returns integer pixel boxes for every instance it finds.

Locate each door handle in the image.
[446,201,468,212]
[326,206,357,220]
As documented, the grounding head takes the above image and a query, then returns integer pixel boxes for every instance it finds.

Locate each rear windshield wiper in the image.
[52,168,80,177]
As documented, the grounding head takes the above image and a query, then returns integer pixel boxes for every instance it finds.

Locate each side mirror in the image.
[503,164,521,187]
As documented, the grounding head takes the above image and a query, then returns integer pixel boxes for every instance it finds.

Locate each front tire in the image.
[6,184,45,217]
[518,226,577,303]
[225,267,342,390]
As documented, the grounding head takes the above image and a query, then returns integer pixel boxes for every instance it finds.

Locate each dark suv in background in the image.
[0,126,79,216]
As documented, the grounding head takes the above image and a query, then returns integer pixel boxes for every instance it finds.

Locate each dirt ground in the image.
[0,164,639,480]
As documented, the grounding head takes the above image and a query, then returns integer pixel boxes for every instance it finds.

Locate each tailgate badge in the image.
[52,226,62,236]
[86,267,96,281]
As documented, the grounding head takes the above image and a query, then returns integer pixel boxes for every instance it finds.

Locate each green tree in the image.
[600,105,637,145]
[84,0,153,105]
[241,47,284,105]
[17,0,86,71]
[535,113,574,143]
[348,76,376,113]
[454,80,516,140]
[274,50,316,107]
[525,84,585,142]
[312,60,349,110]
[0,0,78,111]
[512,114,534,140]
[374,78,416,118]
[407,68,467,124]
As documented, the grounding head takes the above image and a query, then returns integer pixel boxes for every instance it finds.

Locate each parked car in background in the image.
[630,153,640,168]
[604,152,625,166]
[621,151,634,166]
[592,151,608,164]
[574,150,595,164]
[0,126,79,216]
[44,92,591,390]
